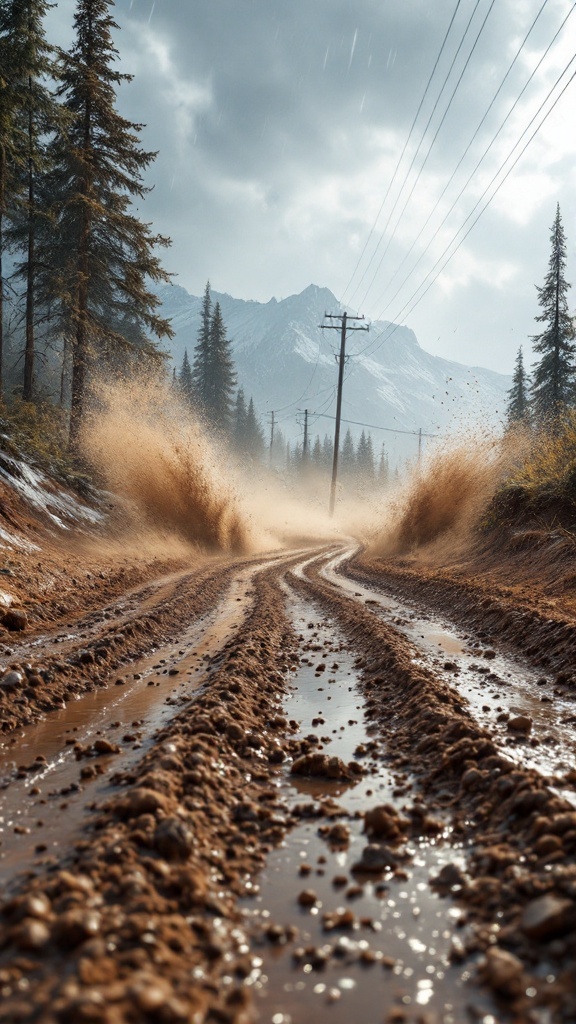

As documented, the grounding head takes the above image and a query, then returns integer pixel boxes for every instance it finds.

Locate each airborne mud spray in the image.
[81,378,252,553]
[371,434,513,557]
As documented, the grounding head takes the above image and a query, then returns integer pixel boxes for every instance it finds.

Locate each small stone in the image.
[52,909,101,948]
[153,817,194,861]
[3,608,27,631]
[0,669,23,690]
[429,862,467,890]
[93,738,120,755]
[364,805,406,841]
[507,715,532,734]
[325,823,350,846]
[479,946,524,996]
[521,895,575,941]
[12,917,50,950]
[19,892,51,920]
[297,889,318,907]
[130,976,171,1013]
[352,843,397,873]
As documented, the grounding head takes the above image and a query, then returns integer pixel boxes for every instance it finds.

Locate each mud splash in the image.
[370,437,510,556]
[81,378,251,553]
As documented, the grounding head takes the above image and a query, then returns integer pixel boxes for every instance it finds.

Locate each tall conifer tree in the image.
[192,280,211,410]
[45,0,173,443]
[506,347,530,426]
[206,300,235,431]
[530,204,576,422]
[0,1,26,395]
[178,348,193,405]
[232,387,247,451]
[244,396,264,460]
[2,0,62,400]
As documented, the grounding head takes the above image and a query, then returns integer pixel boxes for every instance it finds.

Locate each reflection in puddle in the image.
[0,572,253,888]
[245,592,500,1024]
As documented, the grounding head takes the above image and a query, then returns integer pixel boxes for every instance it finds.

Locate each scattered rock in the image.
[479,946,525,997]
[297,889,318,908]
[291,753,356,780]
[352,843,397,873]
[112,787,173,820]
[0,670,23,691]
[429,862,467,891]
[521,895,575,941]
[364,805,408,842]
[2,608,27,631]
[153,817,194,861]
[507,715,533,734]
[52,909,101,948]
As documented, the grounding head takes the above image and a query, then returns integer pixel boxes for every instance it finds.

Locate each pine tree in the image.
[340,428,355,478]
[2,0,63,401]
[506,346,530,426]
[378,444,389,487]
[45,0,173,443]
[192,280,211,411]
[244,396,265,461]
[322,433,334,470]
[312,435,322,467]
[0,1,27,395]
[232,387,247,452]
[530,204,576,422]
[270,424,285,468]
[178,349,193,406]
[205,300,236,431]
[356,430,375,483]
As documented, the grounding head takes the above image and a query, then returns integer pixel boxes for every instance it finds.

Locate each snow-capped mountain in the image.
[157,282,511,464]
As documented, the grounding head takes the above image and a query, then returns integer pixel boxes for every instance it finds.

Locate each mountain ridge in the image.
[157,282,511,464]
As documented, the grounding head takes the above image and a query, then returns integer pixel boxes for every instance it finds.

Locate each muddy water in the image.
[0,569,254,889]
[320,550,576,787]
[244,592,502,1024]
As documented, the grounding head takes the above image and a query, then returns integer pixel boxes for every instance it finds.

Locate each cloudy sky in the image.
[48,0,576,374]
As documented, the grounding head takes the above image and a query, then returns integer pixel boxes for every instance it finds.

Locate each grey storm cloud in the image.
[47,0,576,373]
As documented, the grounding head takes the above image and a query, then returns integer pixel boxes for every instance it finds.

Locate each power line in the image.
[314,412,440,439]
[355,51,576,361]
[369,0,572,320]
[346,0,484,309]
[339,0,464,307]
[358,0,498,311]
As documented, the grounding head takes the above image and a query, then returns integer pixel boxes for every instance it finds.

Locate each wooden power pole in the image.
[320,311,369,515]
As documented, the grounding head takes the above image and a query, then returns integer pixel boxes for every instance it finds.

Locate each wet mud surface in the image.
[0,541,575,1023]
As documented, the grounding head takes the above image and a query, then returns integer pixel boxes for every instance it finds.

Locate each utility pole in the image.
[302,409,309,464]
[268,411,275,468]
[320,311,369,515]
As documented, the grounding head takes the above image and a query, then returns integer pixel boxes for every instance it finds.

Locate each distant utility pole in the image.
[320,311,369,515]
[268,411,275,467]
[302,408,309,463]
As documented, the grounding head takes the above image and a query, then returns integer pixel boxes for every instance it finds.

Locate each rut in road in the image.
[0,547,574,1024]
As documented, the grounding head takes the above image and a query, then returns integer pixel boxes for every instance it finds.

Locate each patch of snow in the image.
[0,454,103,529]
[0,524,40,552]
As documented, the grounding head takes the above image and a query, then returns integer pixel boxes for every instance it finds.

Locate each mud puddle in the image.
[243,591,502,1024]
[0,569,255,889]
[321,550,576,789]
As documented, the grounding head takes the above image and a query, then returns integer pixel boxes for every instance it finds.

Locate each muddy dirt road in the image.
[1,543,575,1024]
